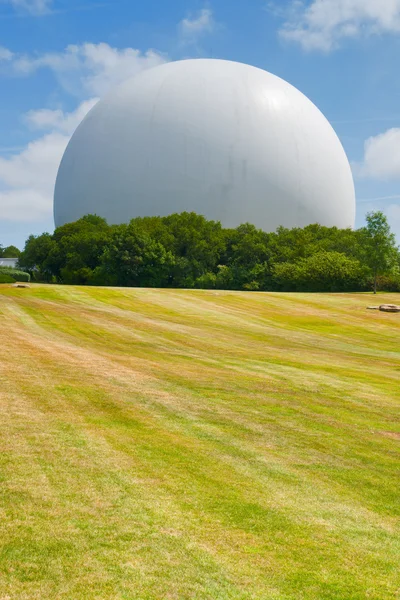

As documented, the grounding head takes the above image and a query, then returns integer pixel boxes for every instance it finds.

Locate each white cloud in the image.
[278,0,400,52]
[7,0,52,14]
[11,42,167,96]
[386,203,400,238]
[0,189,53,221]
[0,47,13,61]
[25,98,98,133]
[355,128,400,240]
[357,128,400,180]
[179,8,215,40]
[0,101,95,222]
[0,42,167,223]
[0,130,68,221]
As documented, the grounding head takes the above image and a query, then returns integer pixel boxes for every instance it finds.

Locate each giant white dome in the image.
[54,59,356,230]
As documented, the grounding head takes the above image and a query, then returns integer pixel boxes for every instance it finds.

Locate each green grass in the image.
[0,284,399,599]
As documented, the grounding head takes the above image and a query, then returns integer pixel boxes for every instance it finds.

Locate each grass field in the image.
[0,284,399,599]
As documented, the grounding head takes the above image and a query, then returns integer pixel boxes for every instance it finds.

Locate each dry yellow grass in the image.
[0,284,399,599]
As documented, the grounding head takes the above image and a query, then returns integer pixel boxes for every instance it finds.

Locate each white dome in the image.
[54,59,356,230]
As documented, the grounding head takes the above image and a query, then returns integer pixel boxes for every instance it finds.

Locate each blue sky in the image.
[1,0,400,248]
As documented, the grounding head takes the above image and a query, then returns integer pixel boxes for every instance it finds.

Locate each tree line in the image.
[0,244,20,258]
[14,211,400,293]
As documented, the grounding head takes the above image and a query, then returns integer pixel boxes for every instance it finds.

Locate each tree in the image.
[272,251,367,292]
[18,234,58,281]
[223,223,271,289]
[98,223,175,287]
[14,210,400,292]
[49,215,112,283]
[162,212,225,287]
[362,211,398,294]
[0,245,20,258]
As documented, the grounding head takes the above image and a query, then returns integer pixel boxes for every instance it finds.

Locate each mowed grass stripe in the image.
[0,285,399,599]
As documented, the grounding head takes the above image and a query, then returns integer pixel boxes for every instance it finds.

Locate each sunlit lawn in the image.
[0,284,399,599]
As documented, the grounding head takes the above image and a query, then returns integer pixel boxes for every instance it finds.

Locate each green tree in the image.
[18,234,58,281]
[98,223,175,287]
[0,245,20,258]
[15,210,400,292]
[273,251,367,292]
[362,211,398,294]
[268,224,364,265]
[50,215,111,283]
[162,212,225,287]
[223,223,271,289]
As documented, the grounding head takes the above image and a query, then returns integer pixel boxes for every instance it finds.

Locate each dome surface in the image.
[54,59,356,230]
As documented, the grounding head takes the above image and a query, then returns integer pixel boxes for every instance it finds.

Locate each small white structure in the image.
[54,58,356,231]
[0,258,18,268]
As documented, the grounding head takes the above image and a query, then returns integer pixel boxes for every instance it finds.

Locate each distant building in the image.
[54,59,355,232]
[0,258,18,268]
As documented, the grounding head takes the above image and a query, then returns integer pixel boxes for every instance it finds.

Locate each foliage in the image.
[96,222,175,287]
[367,274,400,293]
[0,273,16,283]
[18,233,58,282]
[0,268,30,282]
[162,213,225,287]
[16,210,400,292]
[272,251,368,292]
[360,211,398,293]
[0,244,21,258]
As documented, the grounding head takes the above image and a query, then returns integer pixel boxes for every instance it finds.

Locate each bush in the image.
[0,273,16,283]
[368,275,400,293]
[194,272,217,289]
[0,268,30,282]
[272,252,367,292]
[14,211,400,291]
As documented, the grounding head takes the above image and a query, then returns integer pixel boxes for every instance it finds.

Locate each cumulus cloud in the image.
[354,129,400,239]
[179,8,215,41]
[0,101,96,221]
[7,0,52,14]
[10,42,166,96]
[0,42,167,222]
[278,0,400,52]
[0,47,14,61]
[25,98,98,132]
[356,128,400,180]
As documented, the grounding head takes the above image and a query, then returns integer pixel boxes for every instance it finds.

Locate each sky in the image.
[1,0,400,249]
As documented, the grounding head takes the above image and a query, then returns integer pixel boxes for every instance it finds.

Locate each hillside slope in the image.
[0,285,399,599]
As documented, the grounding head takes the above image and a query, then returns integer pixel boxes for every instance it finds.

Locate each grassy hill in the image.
[0,285,399,599]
